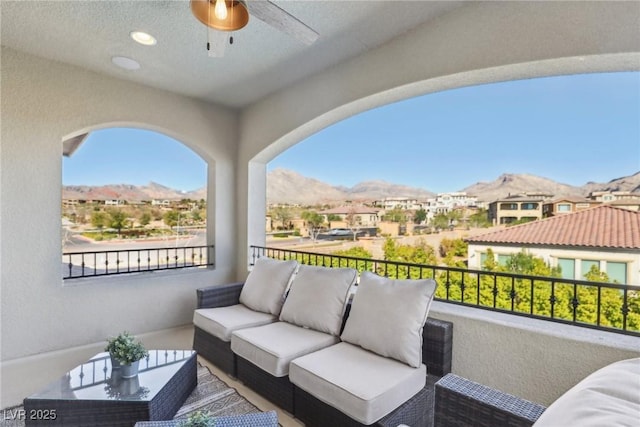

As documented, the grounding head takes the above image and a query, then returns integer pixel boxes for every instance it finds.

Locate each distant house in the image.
[374,197,423,211]
[466,205,640,284]
[588,190,637,202]
[424,192,478,215]
[542,196,598,218]
[487,193,553,225]
[318,206,381,227]
[605,198,640,212]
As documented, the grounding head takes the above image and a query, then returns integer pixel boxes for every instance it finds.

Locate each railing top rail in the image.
[250,245,640,290]
[63,245,215,280]
[63,244,214,256]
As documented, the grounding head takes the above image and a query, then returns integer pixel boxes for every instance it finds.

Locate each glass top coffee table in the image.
[23,350,197,427]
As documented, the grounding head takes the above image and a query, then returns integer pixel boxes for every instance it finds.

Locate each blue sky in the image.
[63,128,207,192]
[64,72,639,193]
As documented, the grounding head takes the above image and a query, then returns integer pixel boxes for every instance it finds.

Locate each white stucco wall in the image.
[0,49,239,367]
[430,302,640,406]
[235,1,640,275]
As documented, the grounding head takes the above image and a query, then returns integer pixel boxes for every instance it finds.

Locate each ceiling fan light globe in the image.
[214,0,228,20]
[191,0,249,32]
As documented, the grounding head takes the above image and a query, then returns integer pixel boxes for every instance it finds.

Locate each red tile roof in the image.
[466,205,640,250]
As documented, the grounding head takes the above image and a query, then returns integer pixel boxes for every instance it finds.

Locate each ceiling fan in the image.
[190,0,319,57]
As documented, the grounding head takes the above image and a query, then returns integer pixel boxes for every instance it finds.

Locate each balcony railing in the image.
[63,245,214,279]
[250,245,640,337]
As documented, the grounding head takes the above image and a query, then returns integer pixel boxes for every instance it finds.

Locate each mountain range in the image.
[63,182,206,202]
[266,169,640,205]
[62,169,640,205]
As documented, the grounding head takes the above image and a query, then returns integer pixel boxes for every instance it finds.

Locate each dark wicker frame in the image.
[236,355,296,414]
[434,374,547,427]
[192,282,245,377]
[193,282,454,426]
[294,374,439,427]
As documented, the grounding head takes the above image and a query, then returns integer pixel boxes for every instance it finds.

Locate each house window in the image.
[500,217,517,224]
[500,203,518,210]
[557,258,575,279]
[581,259,600,279]
[557,203,571,212]
[497,254,511,266]
[480,252,487,268]
[606,262,627,284]
[521,203,539,210]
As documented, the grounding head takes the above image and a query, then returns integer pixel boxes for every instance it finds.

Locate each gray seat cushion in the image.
[290,342,427,425]
[231,321,339,377]
[193,304,277,341]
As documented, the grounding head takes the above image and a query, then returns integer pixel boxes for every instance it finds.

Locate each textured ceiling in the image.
[0,1,466,109]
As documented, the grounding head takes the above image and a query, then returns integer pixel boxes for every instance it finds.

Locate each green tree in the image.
[331,247,373,272]
[345,207,362,241]
[272,207,293,230]
[439,238,468,258]
[191,209,202,223]
[139,212,151,227]
[383,208,406,223]
[468,209,491,228]
[327,214,341,222]
[382,238,437,279]
[91,211,106,231]
[301,210,325,241]
[107,209,128,236]
[413,209,427,224]
[583,265,611,282]
[431,213,450,230]
[163,210,180,228]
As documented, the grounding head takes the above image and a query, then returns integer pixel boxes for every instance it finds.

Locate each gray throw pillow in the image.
[279,265,357,336]
[239,257,298,315]
[341,271,437,368]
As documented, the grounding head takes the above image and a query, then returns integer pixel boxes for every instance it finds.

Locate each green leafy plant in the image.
[105,331,149,365]
[179,410,216,427]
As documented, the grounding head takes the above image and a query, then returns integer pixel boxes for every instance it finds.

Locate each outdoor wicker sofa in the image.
[193,258,453,427]
[434,374,546,427]
[434,357,640,427]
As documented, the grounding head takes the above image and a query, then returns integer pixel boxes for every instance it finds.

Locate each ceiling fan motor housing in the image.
[191,0,249,32]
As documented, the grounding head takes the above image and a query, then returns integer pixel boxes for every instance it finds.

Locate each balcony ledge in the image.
[429,301,640,406]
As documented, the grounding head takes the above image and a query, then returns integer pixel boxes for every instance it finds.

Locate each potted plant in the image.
[179,410,216,427]
[105,331,148,378]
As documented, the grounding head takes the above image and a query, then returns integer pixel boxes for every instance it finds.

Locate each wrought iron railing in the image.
[250,245,640,337]
[63,245,214,279]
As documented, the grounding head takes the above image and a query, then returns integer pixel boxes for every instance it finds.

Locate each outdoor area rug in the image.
[0,363,262,427]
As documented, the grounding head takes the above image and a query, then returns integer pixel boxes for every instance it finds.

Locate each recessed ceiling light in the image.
[130,31,157,46]
[112,56,141,71]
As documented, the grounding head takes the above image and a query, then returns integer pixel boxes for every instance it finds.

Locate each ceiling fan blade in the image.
[247,0,319,46]
[207,28,228,57]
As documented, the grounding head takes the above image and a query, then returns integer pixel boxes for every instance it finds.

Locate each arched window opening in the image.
[257,72,640,334]
[62,127,211,279]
